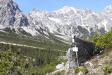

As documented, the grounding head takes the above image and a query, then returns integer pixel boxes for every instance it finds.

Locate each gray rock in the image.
[0,0,29,28]
[72,36,96,64]
[67,48,76,68]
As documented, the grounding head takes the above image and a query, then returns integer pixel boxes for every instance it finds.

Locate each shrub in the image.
[103,65,112,74]
[55,70,65,75]
[79,66,88,74]
[92,31,112,49]
[74,66,88,74]
[74,67,80,73]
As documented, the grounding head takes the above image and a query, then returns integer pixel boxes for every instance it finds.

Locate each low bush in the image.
[74,66,88,74]
[103,64,112,74]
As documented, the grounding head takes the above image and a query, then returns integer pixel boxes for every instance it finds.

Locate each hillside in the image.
[85,31,112,75]
[85,48,112,75]
[92,31,112,49]
[0,0,111,75]
[47,31,112,75]
[0,29,69,75]
[0,28,69,51]
[0,35,68,75]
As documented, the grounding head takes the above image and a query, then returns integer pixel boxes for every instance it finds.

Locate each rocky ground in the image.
[48,48,112,75]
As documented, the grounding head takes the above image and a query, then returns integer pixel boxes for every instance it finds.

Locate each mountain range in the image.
[0,0,112,42]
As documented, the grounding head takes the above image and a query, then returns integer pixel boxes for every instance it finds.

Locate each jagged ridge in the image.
[0,0,112,42]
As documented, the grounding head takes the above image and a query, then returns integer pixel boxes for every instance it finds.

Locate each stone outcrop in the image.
[65,37,96,75]
[73,36,95,64]
[67,36,96,65]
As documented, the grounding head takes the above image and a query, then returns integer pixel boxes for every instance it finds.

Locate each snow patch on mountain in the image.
[21,26,37,36]
[54,6,78,14]
[49,17,62,24]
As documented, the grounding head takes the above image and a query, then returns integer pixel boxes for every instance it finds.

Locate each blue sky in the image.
[15,0,112,13]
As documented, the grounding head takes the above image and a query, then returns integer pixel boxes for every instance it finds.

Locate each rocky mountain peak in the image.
[104,5,112,10]
[0,0,20,13]
[103,5,112,15]
[0,0,29,29]
[0,0,12,4]
[54,6,80,14]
